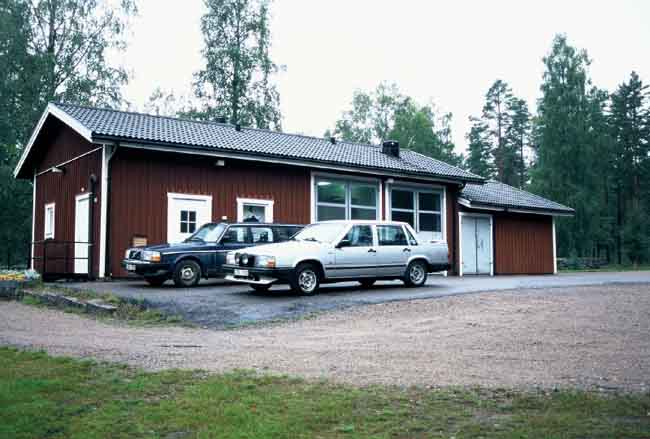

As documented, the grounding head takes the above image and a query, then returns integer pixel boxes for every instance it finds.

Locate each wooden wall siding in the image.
[32,124,102,276]
[493,213,553,274]
[108,148,311,277]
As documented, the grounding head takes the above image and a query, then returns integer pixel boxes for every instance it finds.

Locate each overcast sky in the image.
[119,0,650,153]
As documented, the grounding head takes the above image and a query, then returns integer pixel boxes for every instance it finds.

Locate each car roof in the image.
[207,222,304,227]
[313,220,410,226]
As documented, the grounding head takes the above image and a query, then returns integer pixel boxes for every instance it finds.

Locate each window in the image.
[220,226,249,244]
[44,203,55,239]
[272,226,300,242]
[341,225,374,247]
[315,177,378,221]
[251,227,274,243]
[390,188,443,241]
[377,225,408,246]
[180,210,197,234]
[237,198,274,223]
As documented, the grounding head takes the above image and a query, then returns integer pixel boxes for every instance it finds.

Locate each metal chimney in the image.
[382,140,400,157]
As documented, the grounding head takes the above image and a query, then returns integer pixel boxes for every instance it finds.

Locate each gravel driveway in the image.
[2,284,649,392]
[68,270,650,328]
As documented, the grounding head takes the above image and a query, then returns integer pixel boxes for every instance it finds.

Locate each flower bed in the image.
[0,270,41,298]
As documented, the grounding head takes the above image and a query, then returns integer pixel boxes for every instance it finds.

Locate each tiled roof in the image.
[460,180,574,214]
[53,103,484,183]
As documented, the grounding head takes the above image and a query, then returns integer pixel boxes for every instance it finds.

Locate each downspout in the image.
[87,174,97,279]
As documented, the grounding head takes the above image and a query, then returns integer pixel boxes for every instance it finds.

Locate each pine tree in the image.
[608,71,650,264]
[466,117,495,179]
[531,34,609,257]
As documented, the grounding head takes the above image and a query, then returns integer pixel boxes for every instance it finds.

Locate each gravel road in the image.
[2,284,649,392]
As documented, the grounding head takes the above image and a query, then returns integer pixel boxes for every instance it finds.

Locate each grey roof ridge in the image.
[476,179,575,212]
[407,149,484,182]
[53,101,396,154]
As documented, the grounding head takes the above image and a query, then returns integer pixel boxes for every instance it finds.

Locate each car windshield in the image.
[292,223,348,244]
[185,223,226,242]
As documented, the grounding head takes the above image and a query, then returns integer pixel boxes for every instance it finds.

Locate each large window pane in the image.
[351,207,377,220]
[419,192,441,212]
[391,189,414,210]
[317,180,346,204]
[317,205,346,221]
[391,210,414,228]
[350,184,376,207]
[419,213,441,232]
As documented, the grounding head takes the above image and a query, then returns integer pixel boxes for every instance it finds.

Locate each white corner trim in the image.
[13,103,93,178]
[44,202,55,240]
[98,145,111,278]
[310,171,316,223]
[458,211,494,277]
[236,197,274,222]
[31,174,36,269]
[552,217,557,274]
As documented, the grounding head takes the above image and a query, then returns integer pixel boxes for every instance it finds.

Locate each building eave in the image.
[13,103,93,179]
[458,197,575,217]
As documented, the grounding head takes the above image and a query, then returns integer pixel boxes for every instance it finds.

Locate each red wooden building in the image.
[14,103,573,279]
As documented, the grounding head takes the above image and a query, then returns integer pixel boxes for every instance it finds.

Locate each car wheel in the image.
[144,275,167,287]
[403,260,428,287]
[359,279,376,288]
[173,260,201,288]
[290,263,320,295]
[250,284,270,293]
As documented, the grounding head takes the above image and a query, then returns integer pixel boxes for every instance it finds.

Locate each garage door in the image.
[461,215,492,275]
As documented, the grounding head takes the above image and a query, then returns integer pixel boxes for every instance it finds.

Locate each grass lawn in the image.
[1,348,649,438]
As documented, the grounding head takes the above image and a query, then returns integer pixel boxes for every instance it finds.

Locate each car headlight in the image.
[255,255,276,268]
[142,251,161,262]
[226,252,236,265]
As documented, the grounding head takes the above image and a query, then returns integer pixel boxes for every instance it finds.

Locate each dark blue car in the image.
[121,222,303,287]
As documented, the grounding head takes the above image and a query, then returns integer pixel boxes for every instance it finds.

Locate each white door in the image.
[74,194,90,274]
[167,194,212,244]
[461,215,492,275]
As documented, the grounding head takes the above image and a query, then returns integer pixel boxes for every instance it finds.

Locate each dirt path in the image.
[1,284,649,392]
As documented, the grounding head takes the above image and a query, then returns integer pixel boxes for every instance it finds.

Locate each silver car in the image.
[222,220,450,294]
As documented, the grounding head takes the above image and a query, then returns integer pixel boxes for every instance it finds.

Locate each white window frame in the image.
[310,172,381,223]
[386,181,446,242]
[44,202,55,240]
[237,197,274,223]
[167,193,213,243]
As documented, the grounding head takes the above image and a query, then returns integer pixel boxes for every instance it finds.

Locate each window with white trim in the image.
[315,178,379,221]
[237,198,274,223]
[44,203,55,239]
[390,188,443,241]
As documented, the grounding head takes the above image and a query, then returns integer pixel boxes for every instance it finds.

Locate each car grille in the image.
[128,249,143,260]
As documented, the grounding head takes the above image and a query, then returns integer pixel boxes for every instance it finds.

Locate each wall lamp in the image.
[50,166,65,175]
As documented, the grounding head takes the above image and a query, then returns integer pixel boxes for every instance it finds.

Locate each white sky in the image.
[119,0,650,153]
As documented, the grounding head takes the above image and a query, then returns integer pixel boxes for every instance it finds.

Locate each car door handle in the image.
[403,248,411,252]
[368,248,377,253]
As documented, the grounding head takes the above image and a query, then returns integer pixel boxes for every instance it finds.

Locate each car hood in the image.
[236,240,325,256]
[139,241,213,253]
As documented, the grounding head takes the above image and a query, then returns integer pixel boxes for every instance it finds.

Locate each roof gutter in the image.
[94,136,485,186]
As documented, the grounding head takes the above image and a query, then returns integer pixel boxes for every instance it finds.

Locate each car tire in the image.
[289,263,320,295]
[172,260,202,288]
[359,279,376,288]
[144,275,167,287]
[403,260,428,287]
[250,284,270,293]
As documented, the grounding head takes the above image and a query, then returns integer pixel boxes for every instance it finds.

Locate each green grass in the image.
[560,264,650,273]
[1,348,648,438]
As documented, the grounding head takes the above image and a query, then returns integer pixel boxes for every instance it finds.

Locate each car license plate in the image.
[126,264,136,272]
[234,269,249,277]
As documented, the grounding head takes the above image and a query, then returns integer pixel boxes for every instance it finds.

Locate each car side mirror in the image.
[336,239,351,249]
